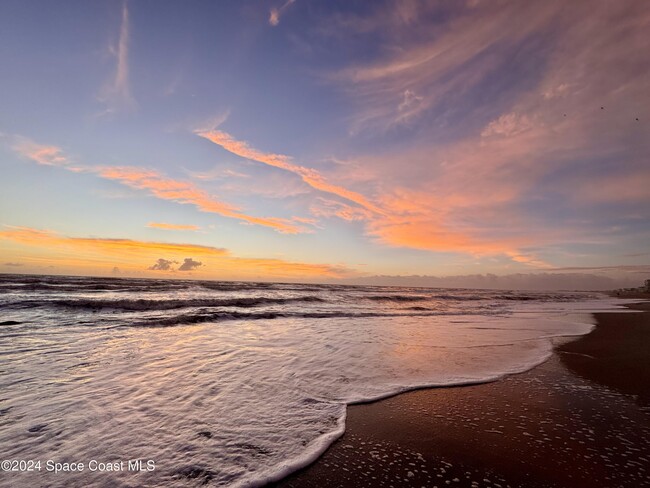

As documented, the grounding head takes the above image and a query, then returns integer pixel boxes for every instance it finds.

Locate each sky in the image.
[0,0,649,288]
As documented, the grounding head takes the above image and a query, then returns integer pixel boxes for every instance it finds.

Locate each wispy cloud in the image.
[269,0,296,27]
[334,2,562,134]
[147,222,200,231]
[187,166,250,182]
[197,129,552,267]
[481,113,534,138]
[395,89,424,124]
[310,197,371,222]
[312,0,650,266]
[571,171,650,205]
[196,129,384,214]
[10,136,69,166]
[98,2,135,114]
[5,136,304,234]
[98,166,303,233]
[192,110,231,133]
[217,171,312,200]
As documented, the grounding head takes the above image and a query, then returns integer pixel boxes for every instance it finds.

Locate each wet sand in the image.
[275,302,650,488]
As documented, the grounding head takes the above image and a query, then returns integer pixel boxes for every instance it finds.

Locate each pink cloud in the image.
[335,2,562,133]
[573,171,650,205]
[196,129,385,214]
[197,129,555,267]
[97,166,304,233]
[269,0,296,27]
[12,138,68,166]
[8,137,305,234]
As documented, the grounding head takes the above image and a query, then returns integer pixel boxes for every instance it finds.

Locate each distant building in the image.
[645,279,650,292]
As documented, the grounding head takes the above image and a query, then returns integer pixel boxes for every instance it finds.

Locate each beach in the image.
[276,300,650,488]
[3,0,649,486]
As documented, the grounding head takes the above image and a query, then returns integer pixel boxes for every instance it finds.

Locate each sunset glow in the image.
[1,4,650,487]
[1,1,648,287]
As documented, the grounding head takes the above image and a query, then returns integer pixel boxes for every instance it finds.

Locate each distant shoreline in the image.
[1,271,643,294]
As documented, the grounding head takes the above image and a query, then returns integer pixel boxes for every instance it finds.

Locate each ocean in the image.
[0,274,632,487]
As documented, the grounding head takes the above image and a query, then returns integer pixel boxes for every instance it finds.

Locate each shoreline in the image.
[558,300,650,407]
[274,300,650,487]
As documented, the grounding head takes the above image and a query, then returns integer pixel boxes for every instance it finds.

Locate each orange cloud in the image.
[147,222,200,231]
[7,136,304,234]
[12,138,68,166]
[366,210,519,255]
[197,130,551,267]
[196,130,385,215]
[324,0,648,267]
[0,226,352,278]
[269,8,280,26]
[0,226,229,257]
[96,166,303,234]
[229,256,348,277]
[507,253,552,269]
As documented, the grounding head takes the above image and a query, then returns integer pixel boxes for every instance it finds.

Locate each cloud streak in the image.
[98,2,134,113]
[197,130,553,266]
[98,166,303,233]
[335,2,562,133]
[5,135,304,234]
[0,226,353,278]
[196,129,384,215]
[9,136,69,166]
[269,0,296,27]
[0,226,229,257]
[147,222,200,231]
[313,0,650,266]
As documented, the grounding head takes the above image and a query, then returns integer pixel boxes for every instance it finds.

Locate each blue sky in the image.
[1,0,648,285]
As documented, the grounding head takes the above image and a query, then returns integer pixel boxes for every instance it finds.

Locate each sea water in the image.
[0,274,635,487]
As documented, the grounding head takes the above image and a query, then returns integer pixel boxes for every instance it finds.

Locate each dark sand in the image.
[275,302,650,488]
